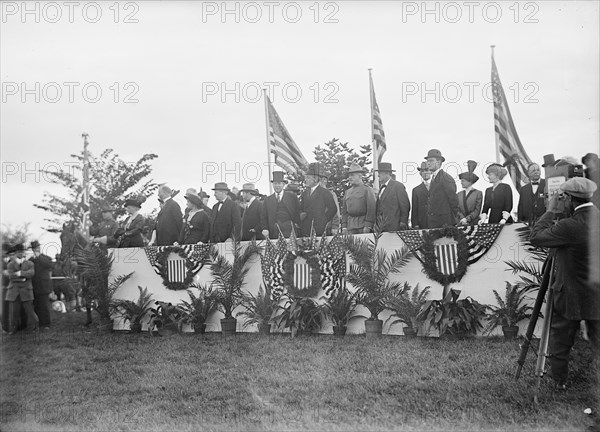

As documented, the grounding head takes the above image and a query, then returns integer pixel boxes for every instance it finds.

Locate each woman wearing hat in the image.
[479,164,514,224]
[115,196,146,248]
[176,192,210,244]
[456,161,483,225]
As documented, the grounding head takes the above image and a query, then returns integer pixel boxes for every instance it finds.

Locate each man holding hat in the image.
[374,162,410,232]
[211,182,242,243]
[300,163,337,237]
[530,177,600,389]
[341,163,376,234]
[425,149,459,228]
[457,160,483,225]
[177,191,211,244]
[261,172,301,239]
[6,244,39,333]
[90,205,120,247]
[30,240,54,329]
[240,183,264,241]
[517,163,547,224]
[411,162,431,230]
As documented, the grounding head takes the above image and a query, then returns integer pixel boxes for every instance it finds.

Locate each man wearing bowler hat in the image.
[424,149,459,228]
[240,183,264,241]
[530,177,600,389]
[341,163,376,234]
[30,240,54,329]
[211,182,242,243]
[374,162,410,232]
[261,172,301,239]
[6,244,38,334]
[411,162,431,230]
[300,163,337,237]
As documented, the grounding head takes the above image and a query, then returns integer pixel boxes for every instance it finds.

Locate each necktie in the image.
[379,184,387,198]
[276,193,281,202]
[425,182,430,191]
[531,182,539,185]
[215,201,222,214]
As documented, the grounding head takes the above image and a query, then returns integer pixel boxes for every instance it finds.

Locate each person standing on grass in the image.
[530,177,600,390]
[6,244,38,334]
[30,240,54,330]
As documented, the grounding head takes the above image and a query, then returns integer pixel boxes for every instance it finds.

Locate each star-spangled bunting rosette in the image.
[318,234,346,298]
[397,224,503,265]
[144,244,211,275]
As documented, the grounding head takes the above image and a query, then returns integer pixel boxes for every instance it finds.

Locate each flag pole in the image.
[263,89,274,195]
[491,45,501,165]
[81,132,91,241]
[369,69,380,190]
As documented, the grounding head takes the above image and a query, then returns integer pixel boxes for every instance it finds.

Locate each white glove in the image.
[478,214,487,225]
[262,230,269,238]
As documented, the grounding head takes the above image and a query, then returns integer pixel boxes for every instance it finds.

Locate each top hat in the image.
[30,240,41,250]
[184,192,203,208]
[124,195,146,209]
[347,163,366,175]
[582,153,599,165]
[375,162,395,172]
[424,149,446,162]
[458,160,479,184]
[305,163,327,178]
[271,171,288,183]
[241,183,259,195]
[212,182,230,192]
[560,177,597,199]
[542,154,556,168]
[417,162,429,172]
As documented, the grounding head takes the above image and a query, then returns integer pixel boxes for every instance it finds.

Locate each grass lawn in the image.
[1,310,598,432]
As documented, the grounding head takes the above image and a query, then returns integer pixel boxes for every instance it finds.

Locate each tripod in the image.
[515,253,556,404]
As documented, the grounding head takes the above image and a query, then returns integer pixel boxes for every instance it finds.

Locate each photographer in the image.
[530,177,600,389]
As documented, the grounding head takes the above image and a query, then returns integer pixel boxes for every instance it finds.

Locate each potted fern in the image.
[320,287,364,336]
[385,282,430,337]
[237,285,276,335]
[179,284,218,334]
[274,293,324,337]
[148,301,185,336]
[111,285,154,333]
[210,237,258,336]
[485,282,534,339]
[344,225,411,338]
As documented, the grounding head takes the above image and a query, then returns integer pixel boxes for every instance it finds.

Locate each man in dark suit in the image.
[211,182,242,243]
[300,163,337,236]
[239,183,264,241]
[375,162,410,232]
[261,171,300,239]
[517,163,547,224]
[424,149,459,228]
[29,240,54,329]
[583,153,600,208]
[155,185,183,246]
[530,177,599,389]
[5,244,38,334]
[411,162,431,229]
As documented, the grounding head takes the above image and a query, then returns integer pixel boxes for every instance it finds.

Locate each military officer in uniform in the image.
[90,205,120,247]
[341,163,376,234]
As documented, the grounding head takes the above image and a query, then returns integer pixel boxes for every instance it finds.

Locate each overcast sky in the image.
[1,0,599,251]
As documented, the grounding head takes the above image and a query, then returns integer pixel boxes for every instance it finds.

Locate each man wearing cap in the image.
[211,182,242,243]
[176,191,211,244]
[30,240,54,329]
[583,153,599,208]
[300,163,337,237]
[375,162,410,232]
[517,163,547,224]
[90,205,120,247]
[530,177,600,389]
[411,162,431,230]
[6,244,39,333]
[261,172,301,239]
[341,163,376,234]
[239,183,264,241]
[425,149,459,228]
[155,185,183,246]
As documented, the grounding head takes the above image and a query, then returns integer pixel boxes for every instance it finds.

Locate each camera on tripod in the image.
[541,154,584,207]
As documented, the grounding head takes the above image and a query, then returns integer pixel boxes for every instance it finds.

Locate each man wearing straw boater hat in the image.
[374,162,410,232]
[411,162,431,230]
[341,163,376,234]
[261,171,301,239]
[239,183,264,241]
[211,182,242,243]
[300,163,337,237]
[424,149,459,228]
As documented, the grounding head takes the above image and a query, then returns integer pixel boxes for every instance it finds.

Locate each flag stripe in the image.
[267,96,308,173]
[370,74,387,163]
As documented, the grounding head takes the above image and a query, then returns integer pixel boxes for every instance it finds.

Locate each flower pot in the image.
[364,319,382,339]
[258,323,271,335]
[220,318,237,336]
[403,326,417,337]
[333,325,347,337]
[502,325,519,340]
[194,323,207,334]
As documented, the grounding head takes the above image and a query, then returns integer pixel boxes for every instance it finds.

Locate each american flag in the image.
[319,234,346,298]
[167,258,186,283]
[260,234,288,299]
[266,95,308,174]
[434,243,458,276]
[492,55,531,192]
[287,225,299,253]
[369,70,386,164]
[293,260,313,289]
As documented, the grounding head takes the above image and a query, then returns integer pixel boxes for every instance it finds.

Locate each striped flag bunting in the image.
[370,72,387,164]
[260,233,289,300]
[397,224,503,266]
[293,260,313,289]
[492,56,531,192]
[167,258,186,283]
[434,243,458,276]
[266,95,308,174]
[318,234,346,298]
[143,244,211,276]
